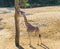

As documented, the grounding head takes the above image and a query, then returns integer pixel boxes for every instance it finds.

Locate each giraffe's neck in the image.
[23,15,29,26]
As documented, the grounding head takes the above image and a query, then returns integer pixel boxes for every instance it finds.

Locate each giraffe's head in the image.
[20,11,25,16]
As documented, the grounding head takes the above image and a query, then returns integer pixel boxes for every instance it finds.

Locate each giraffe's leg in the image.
[38,34,42,45]
[39,34,42,44]
[35,30,40,45]
[35,31,36,36]
[37,34,40,45]
[33,31,36,37]
[28,32,31,46]
[34,29,37,36]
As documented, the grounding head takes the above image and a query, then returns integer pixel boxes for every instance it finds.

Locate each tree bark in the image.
[15,0,20,46]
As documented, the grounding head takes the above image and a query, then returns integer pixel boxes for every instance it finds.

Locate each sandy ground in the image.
[0,6,60,49]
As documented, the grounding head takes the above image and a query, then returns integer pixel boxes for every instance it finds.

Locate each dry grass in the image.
[0,6,60,49]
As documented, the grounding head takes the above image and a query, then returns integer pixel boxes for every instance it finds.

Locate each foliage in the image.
[0,0,60,7]
[25,3,30,7]
[0,0,14,7]
[28,0,59,6]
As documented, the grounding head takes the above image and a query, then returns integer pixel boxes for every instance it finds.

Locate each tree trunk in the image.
[15,0,20,46]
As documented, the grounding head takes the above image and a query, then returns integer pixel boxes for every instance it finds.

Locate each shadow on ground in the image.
[38,43,49,49]
[26,14,33,16]
[0,11,11,14]
[16,45,24,49]
[0,27,4,30]
[7,8,14,10]
[0,18,3,21]
[30,45,36,49]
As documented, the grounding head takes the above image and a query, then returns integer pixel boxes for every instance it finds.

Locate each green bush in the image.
[25,3,31,7]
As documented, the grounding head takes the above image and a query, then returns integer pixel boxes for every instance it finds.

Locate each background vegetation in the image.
[0,0,60,7]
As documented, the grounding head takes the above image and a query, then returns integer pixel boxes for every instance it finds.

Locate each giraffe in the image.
[20,11,42,46]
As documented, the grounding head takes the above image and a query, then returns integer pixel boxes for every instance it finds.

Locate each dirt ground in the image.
[0,6,60,49]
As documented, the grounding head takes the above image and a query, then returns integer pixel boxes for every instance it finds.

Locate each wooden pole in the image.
[15,0,20,46]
